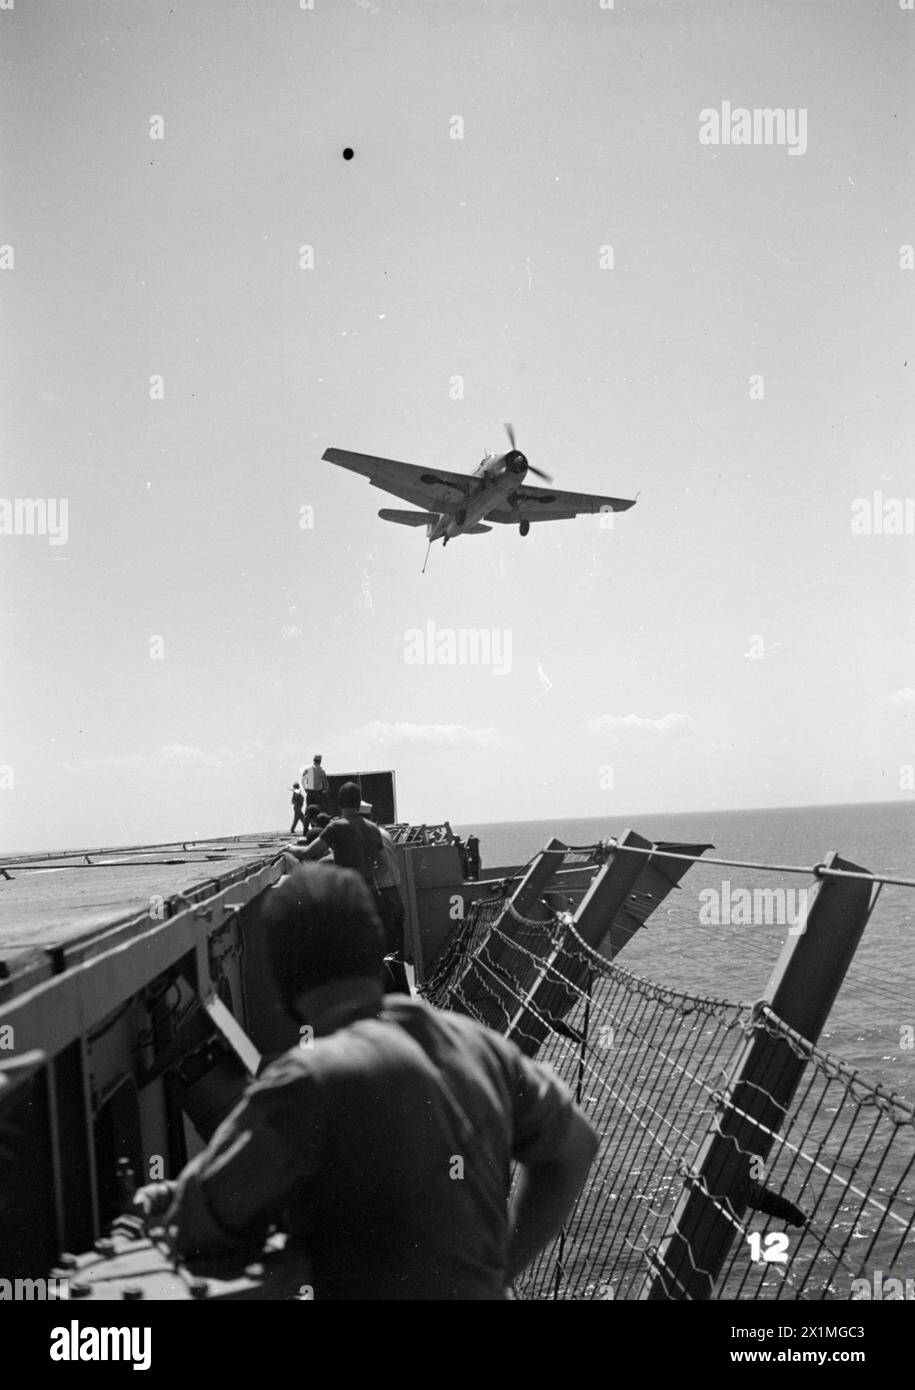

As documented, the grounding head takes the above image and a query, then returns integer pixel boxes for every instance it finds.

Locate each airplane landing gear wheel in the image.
[456,507,467,526]
[519,519,530,537]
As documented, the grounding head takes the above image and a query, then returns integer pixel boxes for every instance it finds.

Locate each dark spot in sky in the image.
[343,148,354,161]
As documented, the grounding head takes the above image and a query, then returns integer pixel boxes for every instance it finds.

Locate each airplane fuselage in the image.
[429,450,528,543]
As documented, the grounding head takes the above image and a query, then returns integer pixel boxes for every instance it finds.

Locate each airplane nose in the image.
[507,452,527,475]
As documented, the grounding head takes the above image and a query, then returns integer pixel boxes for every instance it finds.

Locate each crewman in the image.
[286,781,383,888]
[302,753,329,811]
[360,801,408,967]
[130,863,599,1300]
[284,782,399,980]
[466,833,481,881]
[290,783,306,835]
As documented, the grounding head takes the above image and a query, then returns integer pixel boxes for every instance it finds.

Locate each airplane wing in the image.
[486,484,637,524]
[322,448,470,513]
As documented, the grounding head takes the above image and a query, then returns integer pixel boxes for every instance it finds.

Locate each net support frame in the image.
[641,851,875,1300]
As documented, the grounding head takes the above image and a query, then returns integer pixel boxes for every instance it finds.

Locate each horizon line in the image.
[2,794,912,861]
[452,794,915,830]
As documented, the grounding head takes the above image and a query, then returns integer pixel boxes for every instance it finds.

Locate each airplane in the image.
[321,425,637,569]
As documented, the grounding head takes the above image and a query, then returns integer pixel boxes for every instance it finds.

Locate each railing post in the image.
[641,852,875,1300]
[505,838,569,920]
[552,971,593,1301]
[571,830,654,954]
[505,832,657,1054]
[449,839,566,1028]
[399,848,424,984]
[592,839,714,960]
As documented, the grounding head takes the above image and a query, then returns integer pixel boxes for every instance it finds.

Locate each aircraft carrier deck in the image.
[2,816,912,1304]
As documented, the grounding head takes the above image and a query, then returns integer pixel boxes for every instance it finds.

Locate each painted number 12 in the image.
[747,1232,790,1264]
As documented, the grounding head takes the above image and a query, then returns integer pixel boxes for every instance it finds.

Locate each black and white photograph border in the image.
[0,0,913,1358]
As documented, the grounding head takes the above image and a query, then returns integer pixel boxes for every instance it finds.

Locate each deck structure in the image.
[0,824,714,1285]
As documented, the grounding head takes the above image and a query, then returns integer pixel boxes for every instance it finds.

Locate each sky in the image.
[1,0,913,853]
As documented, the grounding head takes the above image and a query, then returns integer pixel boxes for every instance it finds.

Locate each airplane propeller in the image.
[503,423,552,483]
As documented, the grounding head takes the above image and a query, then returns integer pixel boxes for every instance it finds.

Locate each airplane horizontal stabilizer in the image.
[378,508,438,527]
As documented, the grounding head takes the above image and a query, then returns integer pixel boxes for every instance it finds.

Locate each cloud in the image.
[61,739,304,776]
[160,744,205,763]
[878,687,915,708]
[62,751,149,774]
[160,744,236,767]
[355,721,505,749]
[61,745,228,775]
[585,712,695,736]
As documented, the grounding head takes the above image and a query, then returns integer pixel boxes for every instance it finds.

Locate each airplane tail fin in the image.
[378,509,438,527]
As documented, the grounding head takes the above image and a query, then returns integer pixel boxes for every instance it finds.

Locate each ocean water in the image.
[455,800,915,1095]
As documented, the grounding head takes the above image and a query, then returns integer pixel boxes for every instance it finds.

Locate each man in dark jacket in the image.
[132,863,599,1300]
